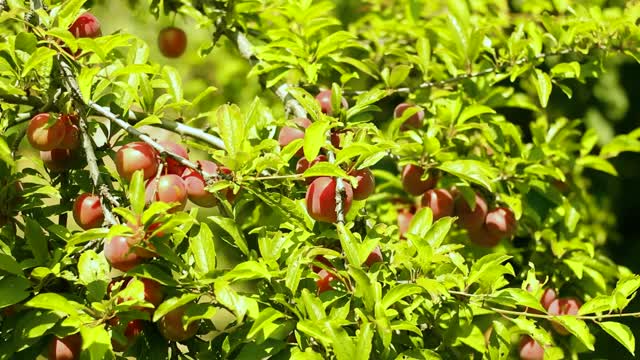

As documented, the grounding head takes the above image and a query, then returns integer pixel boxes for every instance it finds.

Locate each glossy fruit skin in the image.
[394,103,424,130]
[467,226,501,248]
[112,319,144,352]
[182,160,220,207]
[115,142,159,181]
[305,177,354,223]
[158,27,187,58]
[401,164,437,196]
[111,277,163,309]
[296,155,327,184]
[519,335,544,360]
[47,334,81,360]
[548,297,582,335]
[485,207,517,240]
[145,174,188,212]
[158,306,199,342]
[158,140,188,175]
[278,117,312,157]
[540,288,557,310]
[69,13,102,38]
[72,193,103,230]
[59,115,80,150]
[364,246,383,266]
[27,113,67,151]
[316,269,336,293]
[315,90,349,115]
[397,210,414,239]
[455,193,488,231]
[41,149,74,172]
[421,189,454,221]
[350,168,375,201]
[104,236,144,272]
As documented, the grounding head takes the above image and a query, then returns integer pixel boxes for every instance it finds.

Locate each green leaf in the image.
[25,218,49,265]
[24,293,83,316]
[190,223,216,276]
[355,323,374,360]
[80,324,112,360]
[247,308,285,340]
[163,66,183,102]
[55,0,86,28]
[21,47,56,77]
[388,65,412,88]
[77,250,109,284]
[337,224,361,269]
[0,137,14,168]
[458,104,495,124]
[0,253,24,277]
[381,284,423,309]
[223,261,271,282]
[577,156,618,175]
[598,322,635,356]
[302,162,349,181]
[553,316,594,350]
[77,66,100,102]
[425,217,455,249]
[208,215,249,256]
[533,69,552,108]
[152,293,198,322]
[551,62,580,79]
[600,134,640,158]
[0,276,30,308]
[128,170,146,215]
[491,288,546,313]
[216,104,246,158]
[416,37,431,79]
[437,160,498,191]
[304,120,330,161]
[407,207,433,238]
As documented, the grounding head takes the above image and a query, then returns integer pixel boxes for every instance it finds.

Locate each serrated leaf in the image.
[77,250,109,284]
[162,66,183,102]
[577,156,618,175]
[223,261,271,282]
[553,316,594,350]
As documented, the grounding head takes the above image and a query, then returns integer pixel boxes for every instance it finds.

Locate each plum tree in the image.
[278,117,312,157]
[69,13,102,38]
[72,193,103,230]
[421,189,454,220]
[157,305,199,342]
[394,103,424,130]
[104,235,144,272]
[401,164,437,196]
[315,90,349,115]
[182,160,220,207]
[518,335,544,360]
[27,113,67,151]
[316,269,336,293]
[115,142,159,181]
[47,334,81,360]
[158,27,187,58]
[305,177,353,223]
[158,140,189,175]
[485,207,517,240]
[145,174,188,212]
[350,168,375,200]
[548,298,582,335]
[455,192,488,231]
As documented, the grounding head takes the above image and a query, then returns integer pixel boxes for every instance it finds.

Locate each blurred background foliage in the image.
[71,0,640,357]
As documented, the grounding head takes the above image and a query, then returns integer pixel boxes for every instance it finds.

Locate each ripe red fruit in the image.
[397,209,414,239]
[315,90,349,115]
[59,115,80,150]
[158,140,188,175]
[455,192,488,231]
[421,189,454,221]
[547,297,582,335]
[305,177,354,223]
[278,117,312,157]
[401,164,437,196]
[158,27,187,58]
[158,305,199,342]
[145,174,188,212]
[137,278,164,307]
[115,142,159,181]
[518,335,544,360]
[72,193,104,230]
[69,13,102,38]
[41,149,73,172]
[27,113,67,151]
[485,207,517,240]
[364,246,383,266]
[350,168,375,201]
[182,160,220,207]
[467,226,501,248]
[296,155,328,184]
[316,269,336,293]
[47,334,81,360]
[112,319,144,352]
[104,236,144,272]
[540,288,557,310]
[394,103,424,130]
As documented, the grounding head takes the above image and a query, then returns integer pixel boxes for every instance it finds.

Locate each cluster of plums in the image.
[396,164,517,247]
[517,287,582,360]
[27,113,84,172]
